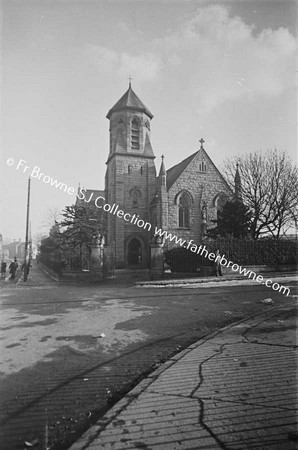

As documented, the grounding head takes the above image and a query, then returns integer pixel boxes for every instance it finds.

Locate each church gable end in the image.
[166,145,232,244]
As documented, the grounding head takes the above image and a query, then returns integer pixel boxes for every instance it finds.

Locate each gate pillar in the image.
[150,235,164,280]
[89,234,104,281]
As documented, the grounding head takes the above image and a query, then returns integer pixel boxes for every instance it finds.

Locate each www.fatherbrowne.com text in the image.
[8,157,291,296]
[154,228,291,297]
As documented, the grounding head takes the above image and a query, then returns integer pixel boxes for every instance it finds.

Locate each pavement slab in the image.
[70,306,298,450]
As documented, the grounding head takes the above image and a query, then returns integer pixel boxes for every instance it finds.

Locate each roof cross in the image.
[199,138,205,149]
[128,75,133,87]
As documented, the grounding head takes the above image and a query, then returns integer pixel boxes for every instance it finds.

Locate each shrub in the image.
[164,247,213,273]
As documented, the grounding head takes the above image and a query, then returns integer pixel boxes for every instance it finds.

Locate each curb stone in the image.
[69,305,293,449]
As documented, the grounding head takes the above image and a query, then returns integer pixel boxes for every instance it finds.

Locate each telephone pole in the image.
[23,177,31,281]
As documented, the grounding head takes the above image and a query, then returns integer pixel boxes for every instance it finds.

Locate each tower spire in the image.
[234,162,242,201]
[159,155,166,187]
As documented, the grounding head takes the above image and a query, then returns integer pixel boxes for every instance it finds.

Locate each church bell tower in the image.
[105,82,156,267]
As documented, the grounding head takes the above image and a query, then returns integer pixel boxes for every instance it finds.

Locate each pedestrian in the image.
[9,260,16,280]
[1,261,7,278]
[21,261,32,277]
[214,250,223,277]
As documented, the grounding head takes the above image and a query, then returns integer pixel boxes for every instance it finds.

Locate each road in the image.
[0,263,296,450]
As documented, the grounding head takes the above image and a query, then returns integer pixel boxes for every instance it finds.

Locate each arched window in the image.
[213,193,228,220]
[130,187,141,207]
[178,193,190,228]
[217,195,227,211]
[132,191,138,207]
[131,118,139,150]
[198,161,207,172]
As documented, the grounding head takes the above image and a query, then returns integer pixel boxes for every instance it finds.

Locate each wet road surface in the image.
[0,264,296,449]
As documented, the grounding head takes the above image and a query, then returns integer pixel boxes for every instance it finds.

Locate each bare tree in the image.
[41,207,62,231]
[222,150,298,239]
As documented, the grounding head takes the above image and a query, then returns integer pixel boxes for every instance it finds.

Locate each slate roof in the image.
[76,189,105,207]
[106,85,153,119]
[166,151,199,190]
[83,189,105,200]
[166,148,232,194]
[76,189,106,220]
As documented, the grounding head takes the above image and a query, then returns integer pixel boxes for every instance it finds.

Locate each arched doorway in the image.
[127,238,142,265]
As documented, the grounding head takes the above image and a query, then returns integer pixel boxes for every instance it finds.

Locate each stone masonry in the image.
[101,84,233,267]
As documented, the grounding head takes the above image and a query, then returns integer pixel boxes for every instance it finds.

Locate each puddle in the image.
[0,299,155,375]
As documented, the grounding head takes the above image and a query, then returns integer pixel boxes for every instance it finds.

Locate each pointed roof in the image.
[234,163,242,201]
[159,155,166,177]
[235,163,241,184]
[106,84,153,119]
[143,134,155,157]
[166,151,199,189]
[166,147,233,193]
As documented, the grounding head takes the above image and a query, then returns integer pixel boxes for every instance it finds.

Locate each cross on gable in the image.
[199,138,205,149]
[128,75,133,87]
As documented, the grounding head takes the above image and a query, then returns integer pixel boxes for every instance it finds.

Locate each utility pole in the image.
[23,177,31,281]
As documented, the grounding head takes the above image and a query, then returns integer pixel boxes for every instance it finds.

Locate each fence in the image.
[62,246,91,271]
[38,242,115,280]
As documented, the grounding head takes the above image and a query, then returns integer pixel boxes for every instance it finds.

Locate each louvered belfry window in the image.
[131,119,139,150]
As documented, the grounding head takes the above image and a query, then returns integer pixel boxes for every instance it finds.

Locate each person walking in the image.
[214,250,223,277]
[1,261,7,279]
[21,261,32,278]
[9,260,17,280]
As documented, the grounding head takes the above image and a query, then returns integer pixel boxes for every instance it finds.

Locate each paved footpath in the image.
[70,302,298,450]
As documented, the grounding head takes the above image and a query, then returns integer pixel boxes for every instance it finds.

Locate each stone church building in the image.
[88,83,234,268]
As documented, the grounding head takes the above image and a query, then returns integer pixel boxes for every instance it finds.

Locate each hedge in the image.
[164,238,297,272]
[207,237,298,266]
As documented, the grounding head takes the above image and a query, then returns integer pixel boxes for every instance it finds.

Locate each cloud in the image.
[85,5,296,113]
[85,45,163,83]
[154,5,296,112]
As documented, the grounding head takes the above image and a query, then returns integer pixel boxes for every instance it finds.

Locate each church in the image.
[86,83,234,268]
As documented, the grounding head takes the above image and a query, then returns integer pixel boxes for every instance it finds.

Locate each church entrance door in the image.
[127,238,142,265]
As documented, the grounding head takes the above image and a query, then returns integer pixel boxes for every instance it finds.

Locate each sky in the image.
[1,0,296,242]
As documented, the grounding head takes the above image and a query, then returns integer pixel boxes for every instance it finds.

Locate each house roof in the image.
[166,151,199,189]
[106,84,153,119]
